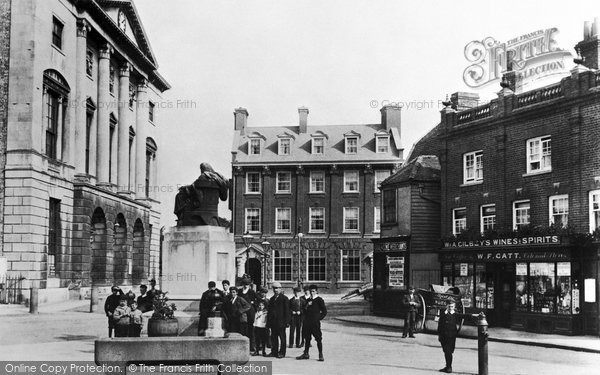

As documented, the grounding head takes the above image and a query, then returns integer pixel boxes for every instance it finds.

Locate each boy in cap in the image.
[438,300,459,373]
[289,286,303,348]
[297,285,327,362]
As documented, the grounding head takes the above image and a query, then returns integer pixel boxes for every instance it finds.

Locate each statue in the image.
[174,162,229,226]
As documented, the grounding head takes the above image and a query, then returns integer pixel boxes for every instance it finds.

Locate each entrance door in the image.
[491,263,515,328]
[245,258,262,287]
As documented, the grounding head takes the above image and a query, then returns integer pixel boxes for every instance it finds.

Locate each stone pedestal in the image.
[206,317,226,338]
[162,226,236,297]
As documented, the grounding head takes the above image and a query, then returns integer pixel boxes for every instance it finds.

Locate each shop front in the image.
[439,236,587,335]
[371,237,410,317]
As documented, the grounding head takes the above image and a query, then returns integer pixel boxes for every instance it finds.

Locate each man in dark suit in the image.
[296,284,327,362]
[402,286,420,338]
[199,281,225,336]
[136,284,153,313]
[104,286,124,337]
[267,282,290,358]
[240,279,257,351]
[288,286,303,348]
[224,287,251,335]
[438,300,459,373]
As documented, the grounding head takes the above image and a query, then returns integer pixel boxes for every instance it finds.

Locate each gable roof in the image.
[405,122,443,162]
[96,0,157,65]
[381,155,440,187]
[232,123,403,165]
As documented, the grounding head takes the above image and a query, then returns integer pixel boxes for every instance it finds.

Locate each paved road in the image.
[1,308,599,375]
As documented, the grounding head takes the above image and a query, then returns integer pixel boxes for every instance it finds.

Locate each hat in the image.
[271,282,282,288]
[258,286,268,293]
[293,286,301,292]
[242,278,252,286]
[111,286,119,292]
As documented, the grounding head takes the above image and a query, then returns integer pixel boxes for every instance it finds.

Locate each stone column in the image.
[96,44,111,186]
[135,79,148,199]
[117,63,130,192]
[74,19,88,174]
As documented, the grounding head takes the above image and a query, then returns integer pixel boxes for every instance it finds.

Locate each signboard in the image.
[557,262,571,276]
[444,236,560,248]
[460,263,468,276]
[388,256,404,287]
[572,289,580,314]
[440,249,570,263]
[516,263,527,276]
[584,279,596,303]
[374,241,407,252]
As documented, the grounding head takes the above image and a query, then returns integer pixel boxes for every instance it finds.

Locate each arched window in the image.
[145,138,157,197]
[43,70,70,160]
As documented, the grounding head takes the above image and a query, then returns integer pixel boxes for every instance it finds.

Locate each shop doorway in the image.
[245,258,262,287]
[488,263,515,327]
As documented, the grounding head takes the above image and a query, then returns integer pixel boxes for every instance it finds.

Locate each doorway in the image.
[245,258,262,287]
[488,263,515,327]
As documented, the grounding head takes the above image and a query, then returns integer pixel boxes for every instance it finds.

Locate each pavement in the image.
[335,315,600,353]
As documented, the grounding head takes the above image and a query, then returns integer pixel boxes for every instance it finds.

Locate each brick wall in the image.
[0,0,12,255]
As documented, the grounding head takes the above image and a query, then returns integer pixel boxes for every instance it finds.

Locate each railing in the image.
[515,83,563,109]
[456,103,491,125]
[0,275,25,304]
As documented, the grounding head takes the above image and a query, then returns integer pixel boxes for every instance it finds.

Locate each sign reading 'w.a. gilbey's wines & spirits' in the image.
[443,235,560,248]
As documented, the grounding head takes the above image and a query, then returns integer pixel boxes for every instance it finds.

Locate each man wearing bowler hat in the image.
[267,282,290,358]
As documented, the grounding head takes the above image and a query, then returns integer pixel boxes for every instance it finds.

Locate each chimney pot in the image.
[298,107,309,133]
[380,105,402,132]
[234,107,249,135]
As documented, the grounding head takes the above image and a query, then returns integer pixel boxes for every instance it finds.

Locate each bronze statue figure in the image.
[174,162,229,226]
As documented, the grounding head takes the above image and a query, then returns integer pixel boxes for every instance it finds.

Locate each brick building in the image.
[405,21,600,336]
[231,106,403,293]
[0,0,170,302]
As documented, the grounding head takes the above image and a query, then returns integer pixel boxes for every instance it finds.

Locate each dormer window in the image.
[278,138,291,155]
[249,139,261,155]
[345,137,358,154]
[376,136,390,153]
[312,137,325,154]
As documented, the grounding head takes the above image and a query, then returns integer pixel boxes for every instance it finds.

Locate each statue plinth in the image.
[161,226,236,298]
[205,317,226,338]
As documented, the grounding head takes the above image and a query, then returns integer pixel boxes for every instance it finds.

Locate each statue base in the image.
[205,317,226,338]
[162,226,236,297]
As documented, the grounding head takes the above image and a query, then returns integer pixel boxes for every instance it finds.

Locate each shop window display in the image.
[475,263,487,309]
[454,263,474,308]
[515,263,528,312]
[529,263,556,314]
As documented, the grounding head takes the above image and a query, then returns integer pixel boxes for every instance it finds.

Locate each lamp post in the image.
[297,232,304,288]
[261,238,271,288]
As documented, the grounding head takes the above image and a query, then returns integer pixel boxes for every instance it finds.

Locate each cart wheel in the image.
[416,293,427,332]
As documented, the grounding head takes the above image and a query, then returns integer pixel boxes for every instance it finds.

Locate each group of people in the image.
[199,279,327,361]
[104,280,160,338]
[402,286,460,374]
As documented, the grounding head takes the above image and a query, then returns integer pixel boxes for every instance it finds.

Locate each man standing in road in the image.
[267,282,290,358]
[296,284,327,362]
[438,300,459,373]
[104,286,123,337]
[402,286,420,338]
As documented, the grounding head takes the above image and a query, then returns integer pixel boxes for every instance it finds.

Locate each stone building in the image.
[0,0,170,302]
[231,106,403,293]
[405,20,600,336]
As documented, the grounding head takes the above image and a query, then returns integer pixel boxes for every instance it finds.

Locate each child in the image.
[129,301,144,337]
[253,300,268,356]
[113,296,131,337]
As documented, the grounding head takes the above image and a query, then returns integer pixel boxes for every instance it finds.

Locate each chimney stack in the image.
[298,107,309,133]
[576,18,600,69]
[234,108,248,135]
[380,105,401,132]
[450,92,482,110]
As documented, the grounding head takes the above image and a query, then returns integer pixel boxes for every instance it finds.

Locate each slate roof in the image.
[381,155,440,187]
[232,123,403,165]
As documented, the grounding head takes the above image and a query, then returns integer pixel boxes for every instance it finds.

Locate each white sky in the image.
[133,0,600,227]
